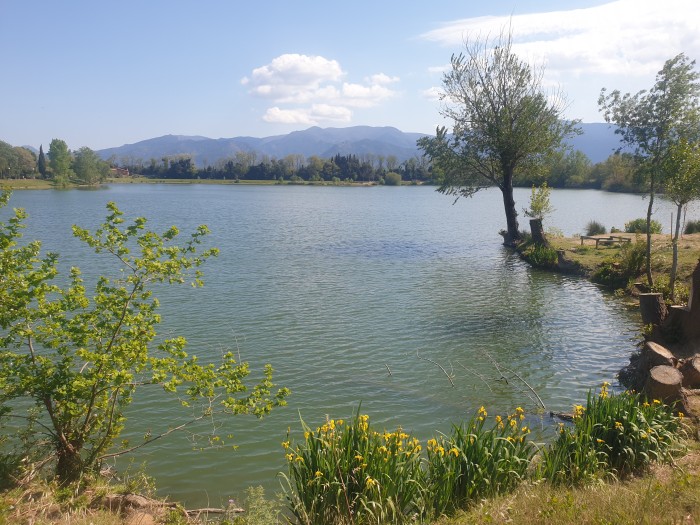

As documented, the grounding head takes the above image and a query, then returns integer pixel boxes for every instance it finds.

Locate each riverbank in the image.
[519,232,700,302]
[438,440,700,525]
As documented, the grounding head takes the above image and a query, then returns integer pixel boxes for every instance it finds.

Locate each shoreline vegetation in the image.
[2,182,700,524]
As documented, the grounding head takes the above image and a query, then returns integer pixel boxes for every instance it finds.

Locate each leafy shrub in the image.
[282,412,426,524]
[540,384,683,485]
[592,240,646,289]
[650,274,690,305]
[425,407,534,515]
[585,220,606,236]
[625,218,663,234]
[685,220,700,234]
[522,244,558,267]
[384,172,402,186]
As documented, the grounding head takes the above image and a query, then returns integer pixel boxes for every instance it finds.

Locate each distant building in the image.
[109,167,130,177]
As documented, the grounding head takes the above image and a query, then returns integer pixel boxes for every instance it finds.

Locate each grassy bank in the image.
[437,442,700,525]
[520,232,700,302]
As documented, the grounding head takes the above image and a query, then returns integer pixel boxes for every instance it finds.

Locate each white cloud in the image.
[421,86,442,102]
[263,104,352,125]
[244,54,399,126]
[420,0,700,79]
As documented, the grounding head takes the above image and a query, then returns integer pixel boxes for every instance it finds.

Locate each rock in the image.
[645,365,683,402]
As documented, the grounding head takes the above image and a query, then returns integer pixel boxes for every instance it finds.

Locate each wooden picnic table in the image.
[580,235,632,248]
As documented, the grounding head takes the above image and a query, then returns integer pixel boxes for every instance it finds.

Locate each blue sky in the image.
[1,0,698,151]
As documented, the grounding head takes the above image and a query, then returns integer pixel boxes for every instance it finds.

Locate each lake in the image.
[3,184,694,506]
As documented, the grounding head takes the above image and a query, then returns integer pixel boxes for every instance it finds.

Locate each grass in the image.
[436,444,700,525]
[548,233,700,291]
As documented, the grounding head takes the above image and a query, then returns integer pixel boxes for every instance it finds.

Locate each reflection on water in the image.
[2,185,676,506]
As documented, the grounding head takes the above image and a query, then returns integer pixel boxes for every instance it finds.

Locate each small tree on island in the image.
[523,182,554,246]
[418,27,579,246]
[0,190,289,482]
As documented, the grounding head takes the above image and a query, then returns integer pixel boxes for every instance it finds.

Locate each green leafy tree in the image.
[0,191,289,482]
[418,28,579,246]
[47,138,74,186]
[38,145,47,178]
[599,53,700,286]
[524,182,554,221]
[73,146,108,185]
[662,139,700,300]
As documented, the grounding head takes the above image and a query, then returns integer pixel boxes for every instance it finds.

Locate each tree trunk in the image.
[529,218,548,246]
[645,365,682,402]
[645,177,655,287]
[56,446,84,483]
[669,203,682,302]
[500,173,520,246]
[639,293,667,325]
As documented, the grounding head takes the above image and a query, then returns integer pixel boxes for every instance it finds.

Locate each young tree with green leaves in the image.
[662,139,700,300]
[47,138,74,186]
[599,53,700,286]
[0,190,289,482]
[418,28,579,246]
[73,146,109,185]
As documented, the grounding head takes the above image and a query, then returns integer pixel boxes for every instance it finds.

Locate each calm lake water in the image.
[3,184,695,506]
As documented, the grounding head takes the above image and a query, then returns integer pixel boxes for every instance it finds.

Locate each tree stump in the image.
[645,365,682,402]
[639,293,667,325]
[641,341,676,368]
[529,218,548,246]
[681,356,700,388]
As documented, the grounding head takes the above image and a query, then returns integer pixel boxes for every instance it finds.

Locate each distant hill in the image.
[97,123,621,167]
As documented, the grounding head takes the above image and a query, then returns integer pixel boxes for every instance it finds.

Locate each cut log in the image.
[681,356,700,388]
[645,365,682,402]
[529,218,548,246]
[639,293,667,325]
[641,341,676,368]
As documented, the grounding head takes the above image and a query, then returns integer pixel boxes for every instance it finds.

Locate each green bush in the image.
[425,407,534,515]
[540,384,683,485]
[522,244,558,267]
[282,412,426,524]
[384,172,402,186]
[684,220,700,234]
[624,218,663,234]
[650,274,690,305]
[585,220,606,236]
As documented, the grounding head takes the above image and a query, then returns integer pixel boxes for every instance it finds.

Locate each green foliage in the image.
[282,411,427,524]
[624,218,663,234]
[540,385,683,485]
[524,182,555,220]
[685,220,700,234]
[231,486,282,525]
[522,244,558,268]
[384,171,402,186]
[0,141,37,179]
[0,190,289,482]
[650,274,690,305]
[72,147,109,185]
[425,407,534,515]
[584,220,606,236]
[47,138,74,186]
[417,28,578,244]
[591,240,646,289]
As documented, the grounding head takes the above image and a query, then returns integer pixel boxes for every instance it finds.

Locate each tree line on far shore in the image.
[0,136,661,193]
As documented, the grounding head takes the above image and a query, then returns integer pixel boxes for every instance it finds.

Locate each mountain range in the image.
[97,123,622,167]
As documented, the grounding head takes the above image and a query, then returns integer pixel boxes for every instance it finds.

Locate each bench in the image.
[580,235,632,248]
